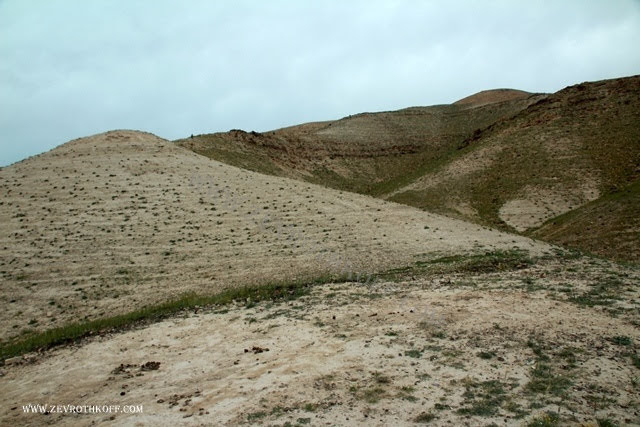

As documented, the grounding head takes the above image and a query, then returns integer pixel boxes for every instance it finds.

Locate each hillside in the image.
[2,131,640,426]
[0,130,546,343]
[179,75,640,262]
[389,75,640,261]
[176,90,544,196]
[532,179,640,261]
[453,88,533,107]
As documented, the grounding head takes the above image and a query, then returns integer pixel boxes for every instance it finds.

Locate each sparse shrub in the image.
[457,379,509,417]
[609,335,632,346]
[414,412,436,423]
[526,363,572,396]
[362,387,385,403]
[478,351,496,359]
[246,411,267,421]
[405,349,422,358]
[631,353,640,369]
[373,372,391,384]
[527,411,560,427]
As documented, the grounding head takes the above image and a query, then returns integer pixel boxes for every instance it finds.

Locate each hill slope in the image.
[177,91,544,196]
[3,254,640,426]
[2,119,640,427]
[389,75,640,261]
[0,130,547,342]
[531,179,640,261]
[453,88,532,106]
[179,75,640,262]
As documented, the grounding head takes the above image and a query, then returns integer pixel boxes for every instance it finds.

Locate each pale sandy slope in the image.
[0,130,549,342]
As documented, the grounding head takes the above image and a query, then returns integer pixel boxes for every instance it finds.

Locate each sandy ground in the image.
[1,256,639,426]
[0,130,549,342]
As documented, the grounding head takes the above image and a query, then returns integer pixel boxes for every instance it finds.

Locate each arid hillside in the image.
[453,88,533,107]
[532,179,640,261]
[390,76,640,232]
[177,89,544,196]
[179,76,640,261]
[0,130,546,344]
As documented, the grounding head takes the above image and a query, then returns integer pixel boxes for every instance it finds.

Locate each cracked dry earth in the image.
[1,256,639,426]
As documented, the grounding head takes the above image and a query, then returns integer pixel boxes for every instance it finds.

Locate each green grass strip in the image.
[0,250,538,362]
[0,273,355,361]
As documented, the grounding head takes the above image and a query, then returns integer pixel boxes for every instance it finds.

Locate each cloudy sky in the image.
[1,1,639,166]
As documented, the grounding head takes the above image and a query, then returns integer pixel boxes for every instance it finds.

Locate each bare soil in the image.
[1,256,639,426]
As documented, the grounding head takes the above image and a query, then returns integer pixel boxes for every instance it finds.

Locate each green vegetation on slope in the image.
[0,273,352,361]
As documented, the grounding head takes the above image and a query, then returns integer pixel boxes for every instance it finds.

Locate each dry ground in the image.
[1,255,639,426]
[2,130,638,427]
[0,130,548,343]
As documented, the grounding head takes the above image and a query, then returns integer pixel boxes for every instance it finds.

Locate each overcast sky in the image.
[1,1,639,166]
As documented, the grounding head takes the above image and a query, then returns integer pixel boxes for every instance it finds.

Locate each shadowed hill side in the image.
[0,130,549,342]
[176,92,545,196]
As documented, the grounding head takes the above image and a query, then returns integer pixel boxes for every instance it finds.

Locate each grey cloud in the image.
[1,0,639,166]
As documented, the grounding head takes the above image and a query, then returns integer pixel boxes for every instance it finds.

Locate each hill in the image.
[179,75,640,261]
[0,130,546,343]
[176,91,545,196]
[2,132,640,426]
[453,88,532,106]
[389,75,640,261]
